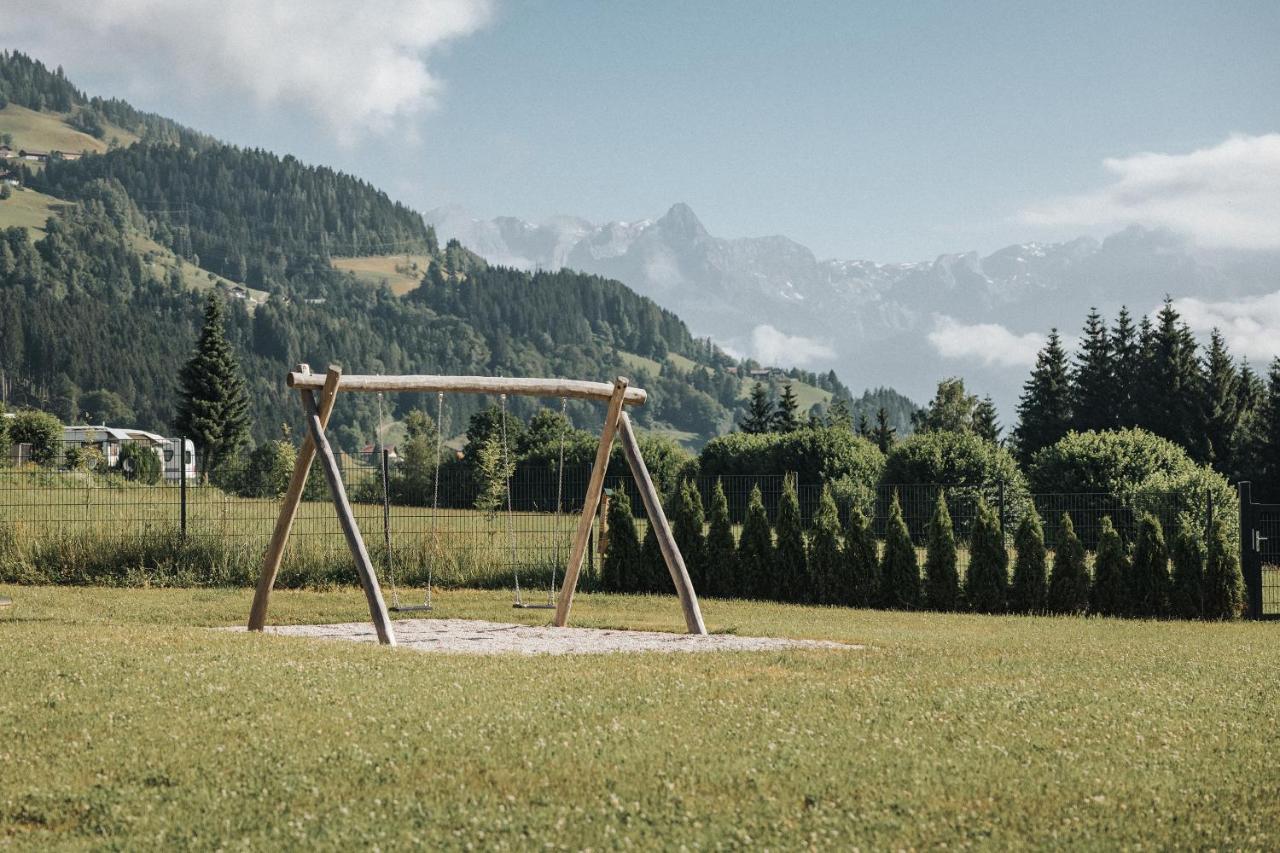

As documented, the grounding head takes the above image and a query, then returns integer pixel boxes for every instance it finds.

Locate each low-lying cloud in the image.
[1173,292,1280,363]
[1,0,493,143]
[1022,133,1280,250]
[927,316,1046,368]
[749,324,835,367]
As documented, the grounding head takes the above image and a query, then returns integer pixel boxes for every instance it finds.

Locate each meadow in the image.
[1,586,1278,849]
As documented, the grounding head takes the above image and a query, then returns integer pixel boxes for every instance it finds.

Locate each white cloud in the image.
[1172,292,1280,362]
[748,324,834,367]
[1,0,493,143]
[1022,134,1280,250]
[927,315,1046,368]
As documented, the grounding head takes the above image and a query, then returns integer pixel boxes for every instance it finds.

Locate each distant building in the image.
[18,150,48,163]
[0,146,13,159]
[52,150,82,161]
[748,368,773,380]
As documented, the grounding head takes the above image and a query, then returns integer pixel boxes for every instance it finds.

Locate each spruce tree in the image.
[175,292,250,476]
[1046,514,1090,614]
[1014,329,1072,467]
[843,504,880,607]
[922,490,959,611]
[703,478,737,598]
[1143,298,1207,460]
[1089,516,1129,617]
[671,479,707,592]
[737,484,775,599]
[1129,513,1170,618]
[1111,306,1142,427]
[808,485,843,605]
[1232,361,1268,484]
[1261,358,1280,500]
[772,383,801,433]
[774,474,809,601]
[872,407,896,454]
[1169,518,1205,620]
[879,492,920,609]
[1071,308,1115,433]
[972,396,1001,444]
[601,488,641,593]
[740,382,773,434]
[856,413,871,438]
[1202,329,1240,472]
[1008,507,1048,613]
[965,498,1008,613]
[1202,514,1244,620]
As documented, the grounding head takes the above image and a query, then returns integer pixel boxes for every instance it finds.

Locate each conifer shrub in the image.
[808,485,843,605]
[702,478,737,598]
[1202,514,1243,620]
[843,504,879,607]
[737,484,774,599]
[115,442,162,485]
[922,490,959,611]
[1130,513,1170,617]
[964,498,1008,613]
[1008,507,1048,613]
[671,478,707,592]
[1089,516,1128,617]
[879,492,920,609]
[640,521,667,593]
[1169,519,1205,620]
[774,474,809,602]
[601,488,641,593]
[1046,513,1090,614]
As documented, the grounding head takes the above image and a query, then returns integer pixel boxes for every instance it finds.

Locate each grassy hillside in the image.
[130,233,269,307]
[332,254,433,295]
[0,103,137,154]
[0,184,68,236]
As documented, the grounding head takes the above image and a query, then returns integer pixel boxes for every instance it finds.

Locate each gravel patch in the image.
[247,618,860,656]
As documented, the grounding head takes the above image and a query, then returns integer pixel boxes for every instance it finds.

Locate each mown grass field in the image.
[1,586,1277,849]
[0,103,138,154]
[333,254,433,295]
[0,186,69,237]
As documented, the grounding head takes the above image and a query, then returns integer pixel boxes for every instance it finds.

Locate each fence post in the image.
[1238,481,1261,620]
[179,436,188,540]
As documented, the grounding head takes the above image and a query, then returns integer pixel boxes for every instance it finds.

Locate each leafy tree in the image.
[808,485,844,605]
[1008,507,1047,613]
[922,490,959,611]
[601,488,641,594]
[774,474,808,601]
[9,407,62,465]
[772,383,801,433]
[1014,329,1072,466]
[965,499,1008,613]
[826,398,853,432]
[80,389,133,425]
[1202,513,1243,620]
[699,427,884,496]
[915,378,977,433]
[115,442,161,484]
[1129,513,1170,618]
[175,293,249,477]
[843,504,879,607]
[740,382,773,434]
[471,433,514,517]
[1169,519,1205,620]
[1046,514,1090,614]
[399,409,441,501]
[671,479,707,592]
[1071,308,1115,433]
[238,438,296,498]
[872,407,896,454]
[737,484,774,599]
[972,396,1001,444]
[879,492,920,609]
[703,479,737,598]
[1089,516,1128,617]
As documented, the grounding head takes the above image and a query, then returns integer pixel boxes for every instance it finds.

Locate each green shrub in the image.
[1169,520,1205,620]
[1008,508,1047,613]
[601,488,641,593]
[843,505,879,608]
[1089,516,1128,617]
[10,408,62,465]
[639,521,667,593]
[775,474,808,602]
[238,440,296,498]
[702,479,737,598]
[922,490,959,611]
[879,492,920,609]
[671,479,707,591]
[1130,513,1170,618]
[964,499,1008,613]
[1202,514,1243,620]
[808,485,843,605]
[115,442,162,484]
[737,484,774,599]
[1047,513,1090,614]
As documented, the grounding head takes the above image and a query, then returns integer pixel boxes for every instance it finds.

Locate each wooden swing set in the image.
[247,364,707,646]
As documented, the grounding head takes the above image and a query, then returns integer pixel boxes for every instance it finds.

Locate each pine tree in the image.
[1008,506,1048,613]
[965,499,1008,613]
[772,383,801,433]
[1261,358,1280,500]
[856,413,871,438]
[972,396,1001,444]
[916,378,977,433]
[774,473,809,601]
[671,479,707,592]
[1111,306,1142,427]
[922,490,959,611]
[1233,361,1268,484]
[1046,514,1090,614]
[1129,513,1170,618]
[1143,298,1207,460]
[175,292,250,477]
[1202,329,1240,472]
[737,484,774,599]
[1089,516,1128,617]
[872,407,896,454]
[843,504,879,607]
[1072,308,1115,433]
[1169,519,1205,620]
[808,485,844,605]
[1202,513,1243,620]
[601,488,641,593]
[703,479,737,598]
[640,521,667,593]
[1014,329,1072,467]
[740,382,773,434]
[879,492,920,609]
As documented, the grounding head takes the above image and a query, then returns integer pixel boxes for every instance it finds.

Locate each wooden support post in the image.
[301,384,396,646]
[248,364,340,631]
[554,377,630,628]
[616,411,707,635]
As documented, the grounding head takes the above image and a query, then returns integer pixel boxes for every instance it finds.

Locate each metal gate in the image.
[1238,482,1280,620]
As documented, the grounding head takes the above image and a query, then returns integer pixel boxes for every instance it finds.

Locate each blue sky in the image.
[8,0,1279,261]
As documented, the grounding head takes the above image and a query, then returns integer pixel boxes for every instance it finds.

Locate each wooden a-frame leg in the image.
[248,364,340,632]
[554,377,630,628]
[616,411,707,635]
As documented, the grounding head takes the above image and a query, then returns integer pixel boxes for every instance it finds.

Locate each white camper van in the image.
[61,426,197,481]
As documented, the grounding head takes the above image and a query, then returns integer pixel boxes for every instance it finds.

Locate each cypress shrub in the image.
[1008,507,1048,613]
[1202,515,1243,620]
[1089,516,1128,617]
[671,479,707,591]
[1046,513,1090,614]
[601,488,641,593]
[808,485,843,605]
[737,484,774,599]
[639,521,669,593]
[774,474,809,602]
[702,478,737,598]
[1169,519,1205,620]
[965,498,1008,613]
[879,492,920,609]
[1130,513,1170,617]
[922,491,959,611]
[843,504,879,607]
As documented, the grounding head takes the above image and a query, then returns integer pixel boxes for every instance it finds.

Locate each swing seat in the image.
[390,603,433,613]
[512,602,556,610]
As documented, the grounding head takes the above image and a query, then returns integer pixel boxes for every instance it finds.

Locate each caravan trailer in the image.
[61,427,197,481]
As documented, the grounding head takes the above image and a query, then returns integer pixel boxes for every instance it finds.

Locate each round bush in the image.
[881,430,1025,491]
[116,442,162,484]
[9,408,63,466]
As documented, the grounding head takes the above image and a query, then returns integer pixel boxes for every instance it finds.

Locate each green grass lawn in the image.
[0,186,70,237]
[2,586,1277,849]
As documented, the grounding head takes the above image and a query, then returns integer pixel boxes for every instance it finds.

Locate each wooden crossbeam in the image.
[287,372,648,406]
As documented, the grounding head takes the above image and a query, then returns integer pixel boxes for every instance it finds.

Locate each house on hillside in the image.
[748,367,774,380]
[51,150,82,161]
[18,150,48,163]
